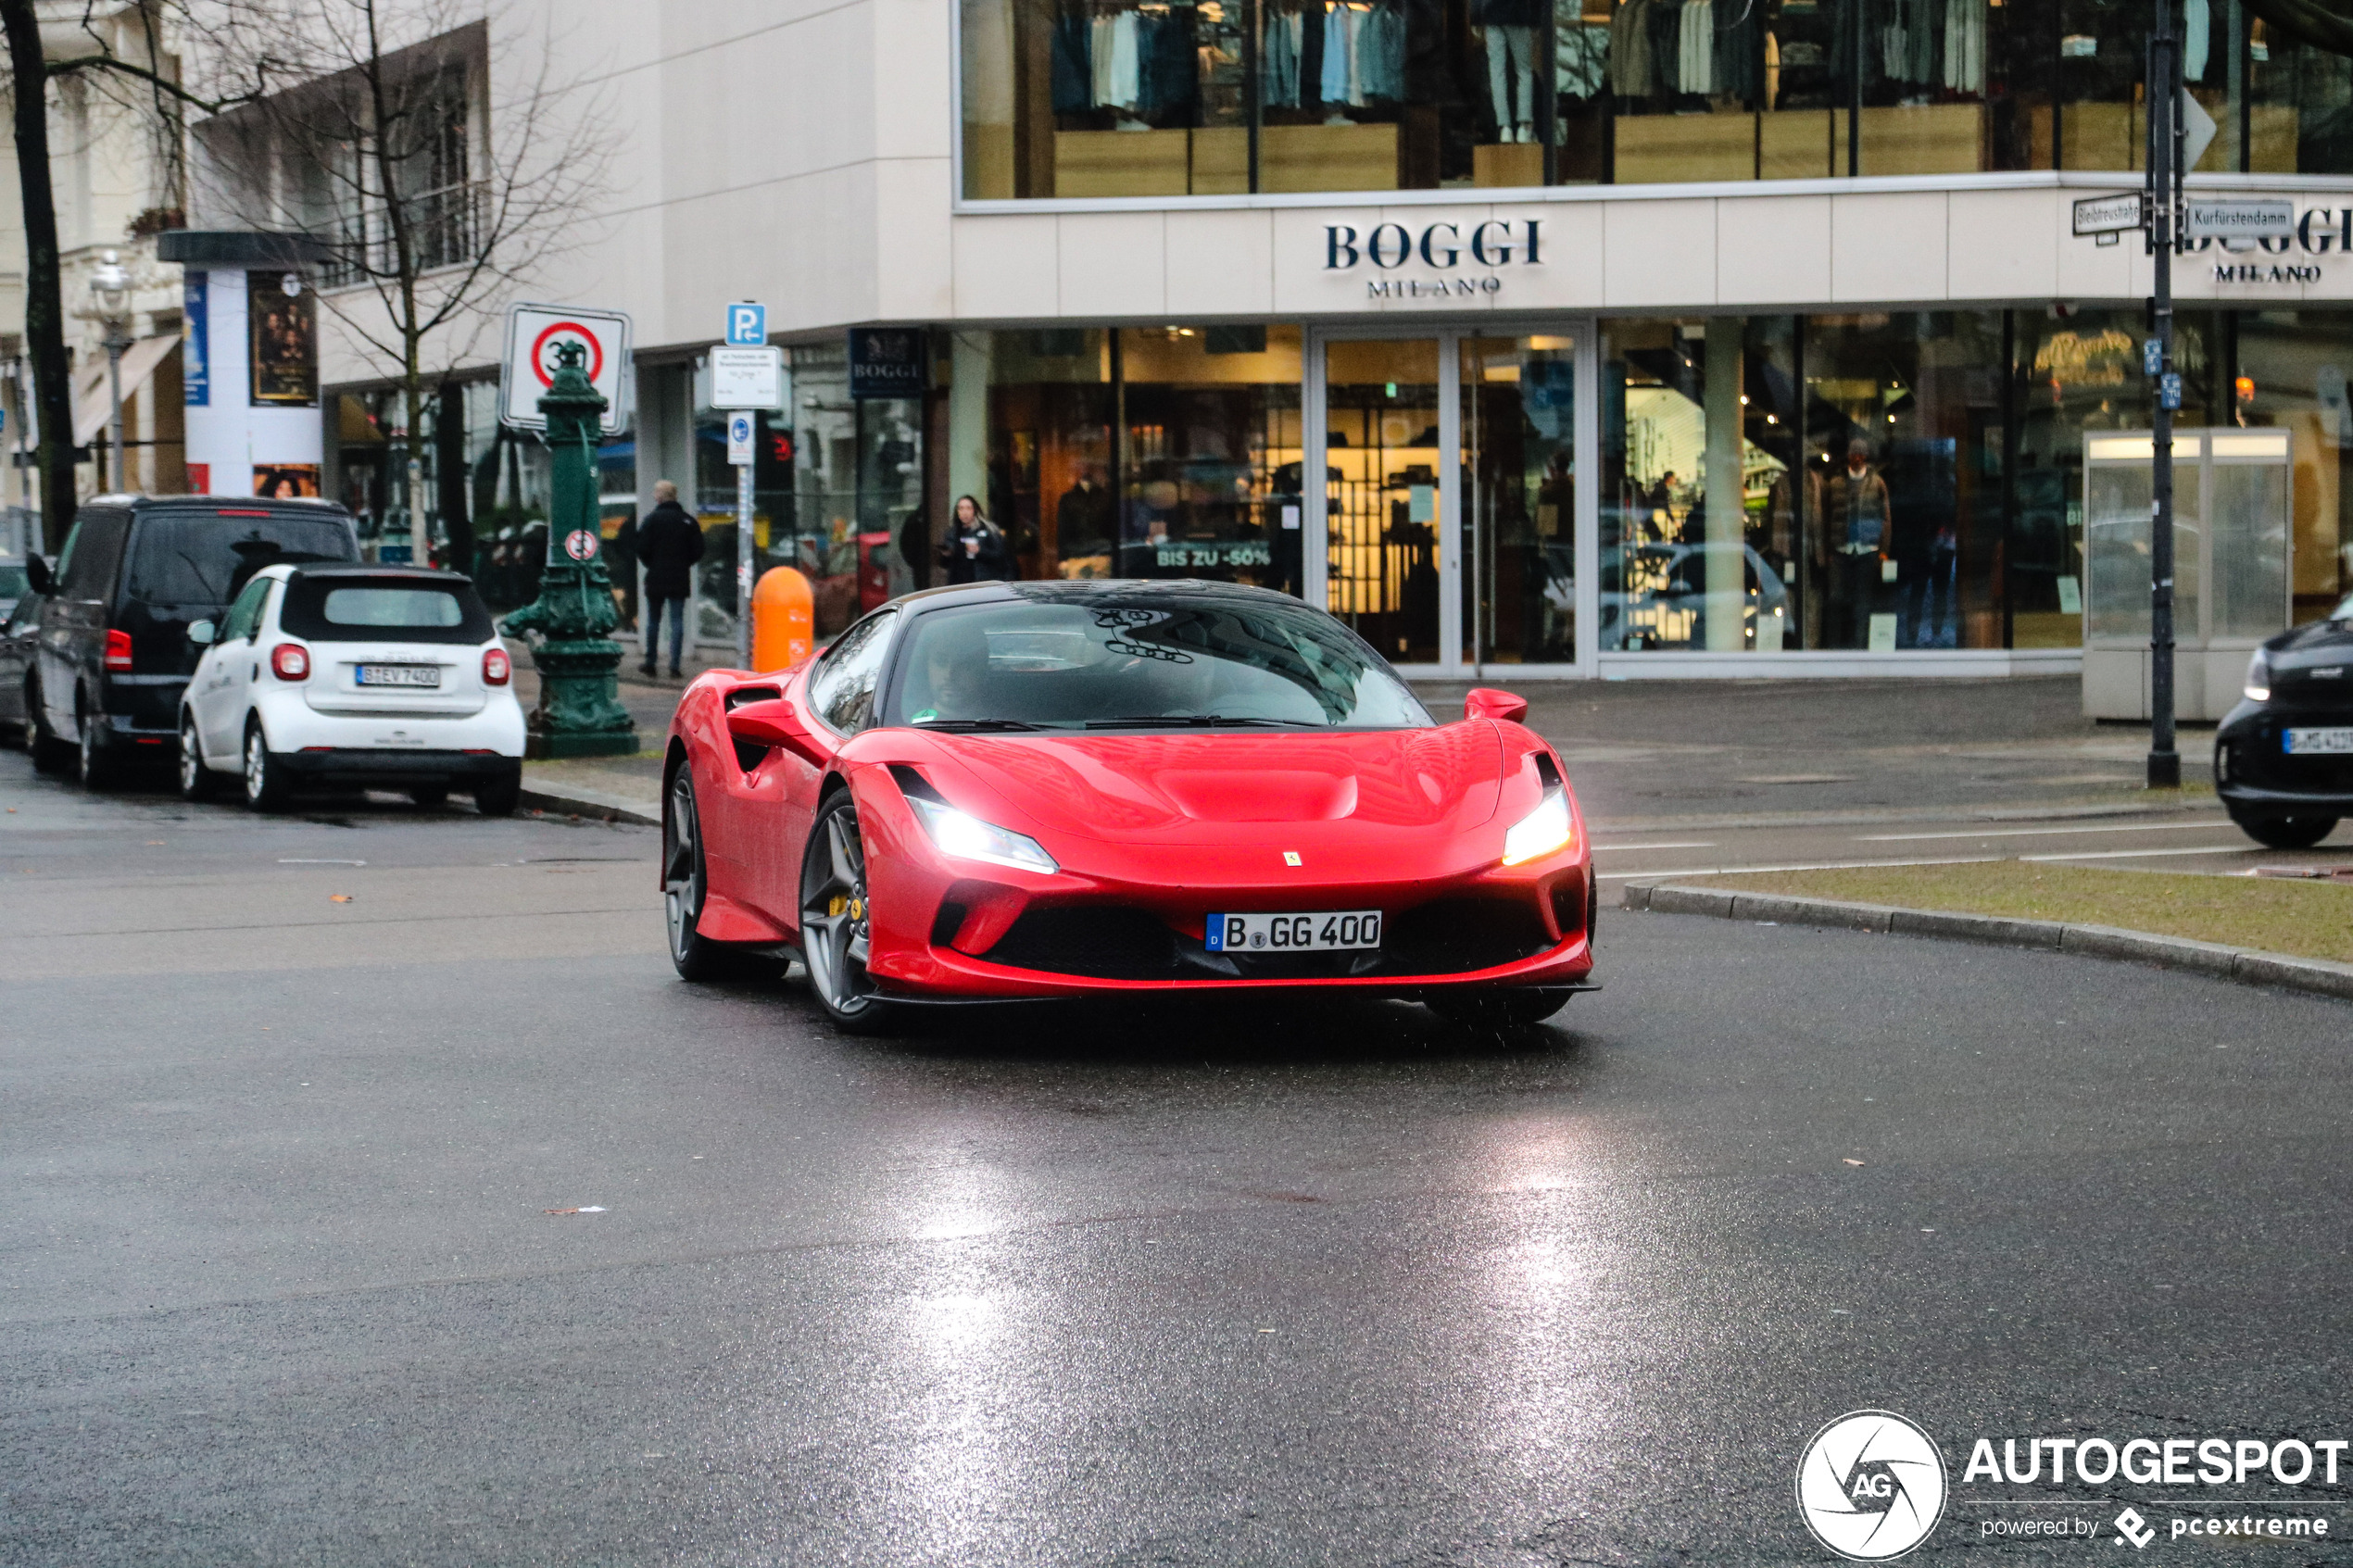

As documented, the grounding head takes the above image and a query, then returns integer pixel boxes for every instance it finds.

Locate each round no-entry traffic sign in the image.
[564,529,599,561]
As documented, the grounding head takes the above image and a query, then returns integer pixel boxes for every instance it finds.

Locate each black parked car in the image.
[23,496,359,784]
[2216,599,2353,848]
[0,582,43,743]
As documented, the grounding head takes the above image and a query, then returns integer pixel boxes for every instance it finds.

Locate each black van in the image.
[26,496,360,784]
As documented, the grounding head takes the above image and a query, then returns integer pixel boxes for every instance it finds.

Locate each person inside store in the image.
[1056,465,1114,573]
[635,479,705,678]
[938,495,1013,583]
[1818,437,1892,646]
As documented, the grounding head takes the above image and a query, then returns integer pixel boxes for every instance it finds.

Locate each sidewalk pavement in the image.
[508,667,2204,837]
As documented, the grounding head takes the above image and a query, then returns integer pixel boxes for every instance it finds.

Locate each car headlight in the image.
[1502,786,1576,866]
[2246,648,2271,703]
[906,796,1058,874]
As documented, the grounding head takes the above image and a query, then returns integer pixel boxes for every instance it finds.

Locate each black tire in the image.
[241,718,292,812]
[409,783,450,809]
[798,790,899,1034]
[177,712,220,801]
[472,769,521,817]
[76,705,118,791]
[2233,814,2338,850]
[663,767,744,981]
[1426,988,1575,1028]
[28,681,72,773]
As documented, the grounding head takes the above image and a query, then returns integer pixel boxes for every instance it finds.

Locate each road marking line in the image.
[1600,855,2002,881]
[1592,841,1718,851]
[1856,821,2233,843]
[2017,844,2267,861]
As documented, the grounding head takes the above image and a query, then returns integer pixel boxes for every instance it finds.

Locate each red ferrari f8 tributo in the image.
[661,580,1595,1029]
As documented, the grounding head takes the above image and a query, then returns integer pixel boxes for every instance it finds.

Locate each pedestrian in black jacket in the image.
[937,495,1013,584]
[635,481,704,677]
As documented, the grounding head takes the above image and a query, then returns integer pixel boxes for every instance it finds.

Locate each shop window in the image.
[2246,22,2353,175]
[2233,310,2353,621]
[1804,311,2006,651]
[963,0,2100,193]
[1600,317,1799,652]
[947,327,1304,593]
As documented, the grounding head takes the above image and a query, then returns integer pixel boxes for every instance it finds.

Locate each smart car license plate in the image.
[357,665,441,687]
[1204,910,1382,953]
[2285,727,2353,755]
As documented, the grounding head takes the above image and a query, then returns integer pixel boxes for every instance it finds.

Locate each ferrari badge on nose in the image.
[1283,851,1302,866]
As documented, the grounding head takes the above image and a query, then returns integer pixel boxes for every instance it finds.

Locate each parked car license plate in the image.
[356,664,442,687]
[1205,910,1382,952]
[2284,727,2353,755]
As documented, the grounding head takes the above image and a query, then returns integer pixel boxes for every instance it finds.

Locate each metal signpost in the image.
[711,303,779,668]
[2145,13,2182,789]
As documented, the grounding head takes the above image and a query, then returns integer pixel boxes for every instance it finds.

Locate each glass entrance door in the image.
[1315,329,1581,674]
[1463,334,1579,666]
[1322,338,1444,665]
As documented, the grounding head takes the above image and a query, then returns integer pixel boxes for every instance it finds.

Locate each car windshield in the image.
[883,593,1432,731]
[125,514,356,608]
[2334,593,2353,621]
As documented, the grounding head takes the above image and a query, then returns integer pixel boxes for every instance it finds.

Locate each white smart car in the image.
[178,563,527,813]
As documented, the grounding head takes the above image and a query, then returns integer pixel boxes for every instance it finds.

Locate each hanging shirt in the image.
[1609,0,1654,95]
[1321,4,1353,105]
[1107,10,1143,110]
[1359,1,1406,101]
[1679,0,1714,94]
[1051,13,1092,113]
[1263,10,1304,106]
[1942,0,1984,91]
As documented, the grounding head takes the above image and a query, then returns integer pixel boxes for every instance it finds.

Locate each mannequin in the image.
[1474,0,1546,140]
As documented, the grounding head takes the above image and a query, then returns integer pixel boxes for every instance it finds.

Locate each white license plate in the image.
[356,664,441,688]
[2285,727,2353,755]
[1205,910,1382,953]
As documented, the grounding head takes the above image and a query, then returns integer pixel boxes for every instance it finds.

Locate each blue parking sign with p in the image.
[725,303,766,346]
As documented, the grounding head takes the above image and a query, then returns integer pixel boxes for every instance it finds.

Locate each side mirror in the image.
[22,555,51,595]
[725,696,825,765]
[187,619,217,646]
[1464,686,1529,725]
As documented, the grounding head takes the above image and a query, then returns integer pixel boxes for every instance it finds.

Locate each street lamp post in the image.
[90,251,132,495]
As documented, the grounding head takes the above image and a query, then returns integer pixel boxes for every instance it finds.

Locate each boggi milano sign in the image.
[1324,219,1543,300]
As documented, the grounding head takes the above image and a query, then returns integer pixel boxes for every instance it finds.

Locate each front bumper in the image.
[2215,703,2353,818]
[853,777,1597,1000]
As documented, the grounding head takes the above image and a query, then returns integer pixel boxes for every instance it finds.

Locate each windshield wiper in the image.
[1083,715,1307,729]
[911,717,1043,732]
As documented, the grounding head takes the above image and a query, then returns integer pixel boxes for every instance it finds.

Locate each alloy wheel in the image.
[799,800,876,1017]
[662,770,707,963]
[178,717,207,798]
[245,728,266,804]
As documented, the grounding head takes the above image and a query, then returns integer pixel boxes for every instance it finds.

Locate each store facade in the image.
[858,179,2353,678]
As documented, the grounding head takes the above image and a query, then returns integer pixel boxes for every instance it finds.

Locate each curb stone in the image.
[1622,882,2353,1004]
[516,779,661,828]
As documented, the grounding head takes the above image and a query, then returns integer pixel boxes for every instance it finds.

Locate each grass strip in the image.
[1682,860,2353,964]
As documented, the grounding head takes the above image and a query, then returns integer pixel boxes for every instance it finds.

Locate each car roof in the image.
[285,563,478,586]
[87,494,355,517]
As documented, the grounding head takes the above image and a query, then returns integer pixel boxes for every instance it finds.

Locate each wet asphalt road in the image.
[4,754,2350,1566]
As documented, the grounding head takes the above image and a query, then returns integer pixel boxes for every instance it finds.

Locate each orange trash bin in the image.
[752,566,814,671]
